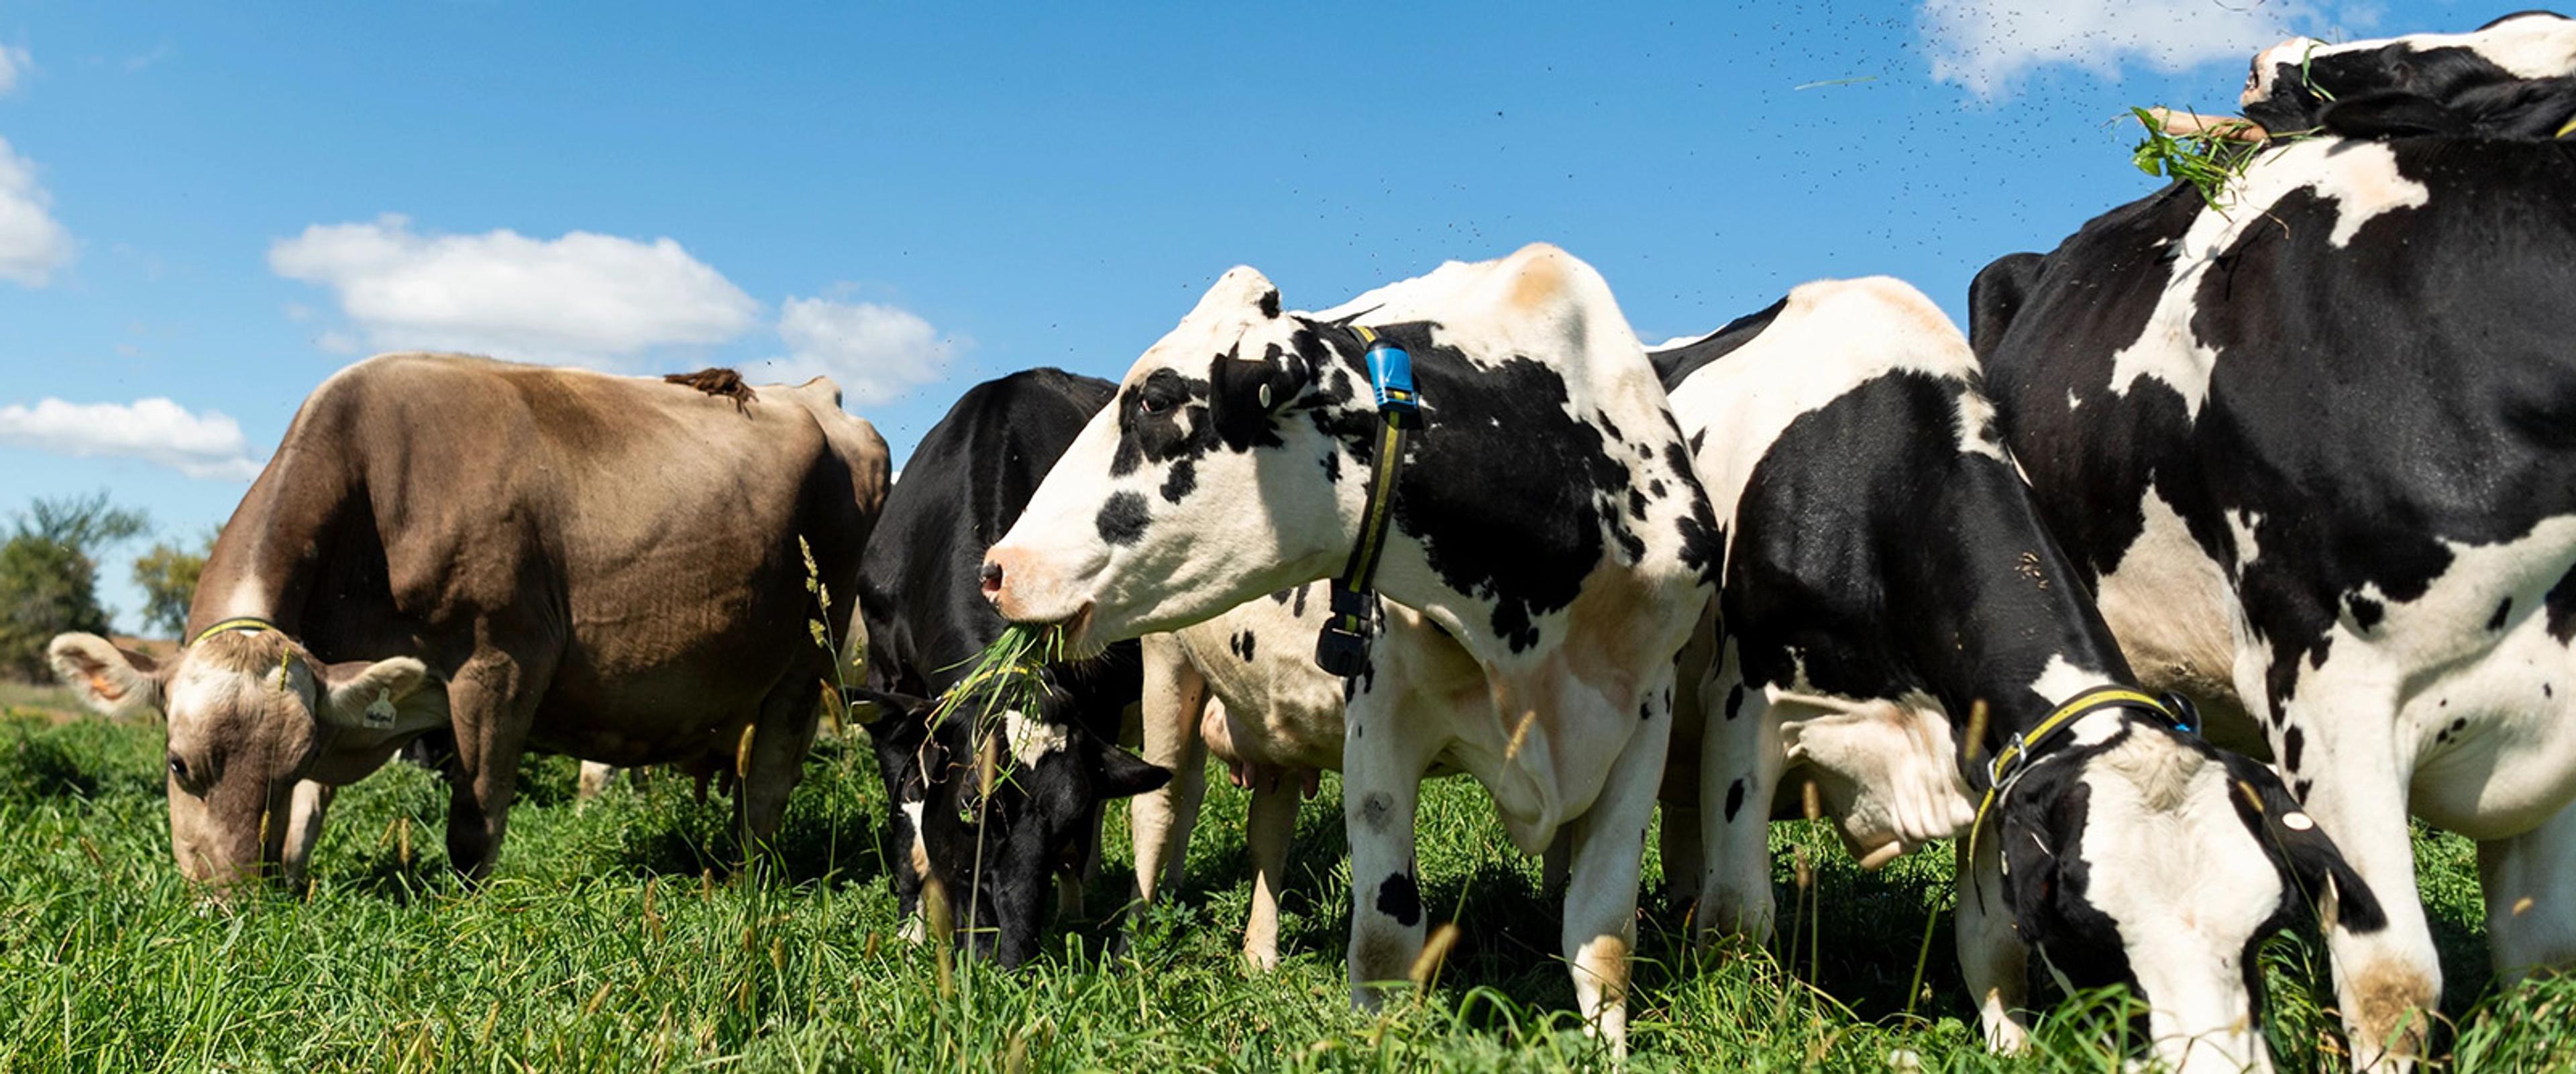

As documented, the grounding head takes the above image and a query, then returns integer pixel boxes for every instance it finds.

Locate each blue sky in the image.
[0,0,2473,633]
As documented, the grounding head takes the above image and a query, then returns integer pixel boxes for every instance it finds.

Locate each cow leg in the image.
[280,780,335,890]
[1130,634,1209,910]
[1561,682,1672,1058]
[1242,771,1299,970]
[2479,800,2576,980]
[1344,688,1433,1008]
[2294,722,2439,1070]
[441,651,553,878]
[1954,825,2030,1053]
[576,761,615,803]
[1657,802,1701,907]
[737,675,824,875]
[1697,654,1781,943]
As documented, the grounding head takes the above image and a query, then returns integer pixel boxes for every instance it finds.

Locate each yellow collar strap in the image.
[1965,685,2184,877]
[191,617,282,647]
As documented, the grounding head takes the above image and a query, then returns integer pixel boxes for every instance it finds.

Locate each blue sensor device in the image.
[1364,337,1419,418]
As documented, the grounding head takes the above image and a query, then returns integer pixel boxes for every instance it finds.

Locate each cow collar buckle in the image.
[1315,325,1421,678]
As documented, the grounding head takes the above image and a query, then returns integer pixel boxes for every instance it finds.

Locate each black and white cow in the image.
[849,368,1169,968]
[2241,11,2576,140]
[982,245,1719,1052]
[1972,69,2576,1065]
[1654,277,2376,1073]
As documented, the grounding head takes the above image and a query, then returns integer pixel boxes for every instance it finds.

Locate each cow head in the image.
[2241,11,2576,139]
[1988,717,2383,1072]
[46,629,445,885]
[981,267,1370,651]
[855,686,1169,967]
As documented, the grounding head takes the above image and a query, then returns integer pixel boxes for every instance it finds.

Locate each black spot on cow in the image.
[1725,684,1746,721]
[1628,489,1650,521]
[2546,682,2555,698]
[1096,492,1150,546]
[1723,778,1747,822]
[2489,596,2514,632]
[2294,778,2314,802]
[1234,630,1256,662]
[1689,429,1707,455]
[2451,717,2467,733]
[1648,479,1666,498]
[1320,449,1342,484]
[1161,458,1197,504]
[2282,726,2306,772]
[2548,564,2576,643]
[1595,410,1626,446]
[2347,594,2385,632]
[1376,871,1422,927]
[1639,700,1652,721]
[1358,792,1393,832]
[1258,288,1281,319]
[1269,588,1292,604]
[1292,583,1310,617]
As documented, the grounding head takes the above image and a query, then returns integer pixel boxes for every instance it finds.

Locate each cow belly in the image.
[2400,610,2576,841]
[2094,490,2266,757]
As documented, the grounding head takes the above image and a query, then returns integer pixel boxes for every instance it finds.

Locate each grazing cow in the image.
[982,244,1719,1052]
[47,355,888,884]
[2241,11,2576,140]
[1653,278,2378,1073]
[849,368,1169,968]
[1971,95,2576,1067]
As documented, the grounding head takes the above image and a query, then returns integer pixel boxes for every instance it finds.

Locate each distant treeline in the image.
[0,492,209,680]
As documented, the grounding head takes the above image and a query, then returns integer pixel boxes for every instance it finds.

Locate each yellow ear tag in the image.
[364,689,397,729]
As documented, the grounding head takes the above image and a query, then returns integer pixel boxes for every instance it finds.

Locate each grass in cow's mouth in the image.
[2128,107,2272,211]
[930,622,1065,734]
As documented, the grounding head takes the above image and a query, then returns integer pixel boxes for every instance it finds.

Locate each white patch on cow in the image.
[2107,140,2428,419]
[2225,509,2265,575]
[1666,276,1981,548]
[2272,514,2576,840]
[2065,388,2081,411]
[2028,653,2104,707]
[2096,488,2243,717]
[1951,387,2006,461]
[2075,734,2286,1073]
[1000,708,1072,768]
[2267,15,2576,85]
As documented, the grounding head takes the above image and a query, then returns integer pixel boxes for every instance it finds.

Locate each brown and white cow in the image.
[982,244,1718,1052]
[49,354,888,885]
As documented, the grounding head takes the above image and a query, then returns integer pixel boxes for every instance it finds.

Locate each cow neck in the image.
[1313,324,1420,678]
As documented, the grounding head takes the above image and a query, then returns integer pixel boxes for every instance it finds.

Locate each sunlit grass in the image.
[0,709,2561,1071]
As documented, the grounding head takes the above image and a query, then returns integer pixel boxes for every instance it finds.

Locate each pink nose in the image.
[980,560,1004,600]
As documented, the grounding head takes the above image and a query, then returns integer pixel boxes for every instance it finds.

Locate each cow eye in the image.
[1138,395,1169,415]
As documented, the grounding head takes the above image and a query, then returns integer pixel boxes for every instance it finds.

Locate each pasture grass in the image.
[0,708,2568,1071]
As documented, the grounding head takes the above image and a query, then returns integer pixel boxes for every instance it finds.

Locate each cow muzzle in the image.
[980,547,1099,645]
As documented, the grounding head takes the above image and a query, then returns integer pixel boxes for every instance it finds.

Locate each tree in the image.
[133,533,213,640]
[0,493,152,681]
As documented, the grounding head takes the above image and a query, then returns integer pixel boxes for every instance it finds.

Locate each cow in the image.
[1971,81,2576,1068]
[1651,278,2379,1073]
[2241,11,2576,140]
[847,368,1169,969]
[979,244,1719,1053]
[45,354,888,885]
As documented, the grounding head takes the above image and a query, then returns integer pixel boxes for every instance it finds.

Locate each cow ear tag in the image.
[1258,383,1273,409]
[364,689,397,729]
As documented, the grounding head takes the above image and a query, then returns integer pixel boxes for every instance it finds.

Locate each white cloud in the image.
[756,296,961,405]
[0,44,30,95]
[1921,0,2333,97]
[0,137,74,286]
[0,397,264,480]
[268,215,761,364]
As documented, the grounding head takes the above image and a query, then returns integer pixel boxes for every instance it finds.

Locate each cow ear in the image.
[2223,755,2390,933]
[318,657,447,733]
[1091,742,1172,800]
[1206,344,1310,449]
[1187,266,1281,324]
[2320,90,2472,138]
[1993,792,2064,925]
[46,633,163,718]
[2447,76,2576,140]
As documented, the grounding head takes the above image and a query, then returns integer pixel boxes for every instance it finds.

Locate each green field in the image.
[1,697,2567,1072]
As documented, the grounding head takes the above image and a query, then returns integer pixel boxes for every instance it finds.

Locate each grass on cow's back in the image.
[0,708,2565,1073]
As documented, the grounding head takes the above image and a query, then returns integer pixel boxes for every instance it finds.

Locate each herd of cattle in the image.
[36,13,2576,1072]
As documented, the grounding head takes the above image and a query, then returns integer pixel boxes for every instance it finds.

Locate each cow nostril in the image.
[980,561,1004,596]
